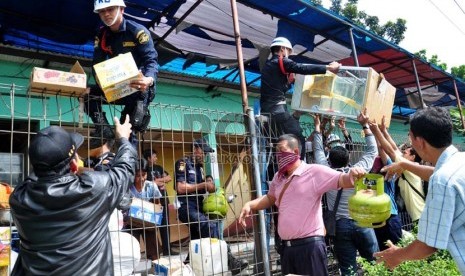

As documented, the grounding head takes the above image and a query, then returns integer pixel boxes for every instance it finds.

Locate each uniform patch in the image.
[137,30,150,44]
[123,41,136,47]
[178,161,185,172]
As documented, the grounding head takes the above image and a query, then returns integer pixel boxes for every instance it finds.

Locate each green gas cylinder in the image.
[203,188,228,219]
[348,173,391,228]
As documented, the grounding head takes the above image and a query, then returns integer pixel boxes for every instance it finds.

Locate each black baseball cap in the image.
[29,126,84,171]
[193,138,214,153]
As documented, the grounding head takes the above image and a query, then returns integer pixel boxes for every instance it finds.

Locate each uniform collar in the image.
[112,17,127,33]
[434,145,458,172]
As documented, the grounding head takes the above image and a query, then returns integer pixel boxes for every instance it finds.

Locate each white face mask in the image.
[103,7,121,27]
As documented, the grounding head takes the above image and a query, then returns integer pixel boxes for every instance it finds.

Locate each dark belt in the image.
[282,236,325,247]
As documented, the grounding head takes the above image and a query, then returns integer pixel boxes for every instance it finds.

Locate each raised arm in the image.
[380,116,399,151]
[369,120,397,161]
[354,109,378,171]
[311,114,330,166]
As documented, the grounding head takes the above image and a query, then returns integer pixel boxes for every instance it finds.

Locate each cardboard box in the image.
[93,52,140,102]
[30,61,87,96]
[291,66,396,127]
[153,257,183,276]
[128,198,163,227]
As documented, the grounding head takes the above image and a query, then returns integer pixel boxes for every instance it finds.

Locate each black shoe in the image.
[229,256,248,275]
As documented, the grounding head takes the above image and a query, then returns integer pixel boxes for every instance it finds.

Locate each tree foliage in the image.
[326,0,407,44]
[360,226,460,275]
[316,0,465,76]
[451,65,465,80]
[414,49,448,72]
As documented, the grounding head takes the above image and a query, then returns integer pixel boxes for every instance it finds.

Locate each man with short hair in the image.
[125,158,162,261]
[143,149,177,256]
[239,134,366,275]
[375,107,465,275]
[313,111,379,276]
[10,115,135,275]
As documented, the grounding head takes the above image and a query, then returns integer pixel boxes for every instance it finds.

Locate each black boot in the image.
[90,112,114,138]
[89,112,114,148]
[228,249,248,275]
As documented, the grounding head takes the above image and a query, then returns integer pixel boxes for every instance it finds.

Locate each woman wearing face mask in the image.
[239,134,365,276]
[259,37,341,159]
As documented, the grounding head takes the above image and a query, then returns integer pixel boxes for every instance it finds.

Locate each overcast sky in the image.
[321,0,465,71]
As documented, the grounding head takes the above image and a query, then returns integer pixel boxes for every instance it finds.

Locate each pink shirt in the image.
[269,162,342,240]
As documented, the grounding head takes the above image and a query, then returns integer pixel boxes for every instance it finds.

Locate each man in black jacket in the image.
[9,115,136,276]
[260,36,340,159]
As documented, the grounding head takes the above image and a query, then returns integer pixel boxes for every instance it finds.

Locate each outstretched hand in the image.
[327,61,341,74]
[380,163,403,181]
[114,115,132,140]
[379,116,387,132]
[238,204,252,228]
[373,240,402,270]
[357,108,369,126]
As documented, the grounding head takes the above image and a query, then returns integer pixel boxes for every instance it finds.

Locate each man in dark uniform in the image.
[260,36,340,159]
[86,0,158,147]
[174,138,248,275]
[143,149,179,256]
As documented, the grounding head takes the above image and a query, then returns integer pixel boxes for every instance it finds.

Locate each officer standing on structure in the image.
[174,138,248,275]
[86,0,158,147]
[260,36,341,159]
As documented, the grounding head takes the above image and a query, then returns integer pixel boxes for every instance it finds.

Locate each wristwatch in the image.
[362,125,369,130]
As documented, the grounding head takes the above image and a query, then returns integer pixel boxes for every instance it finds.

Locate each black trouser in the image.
[374,214,402,251]
[281,236,328,275]
[158,189,171,254]
[84,84,152,123]
[270,111,306,160]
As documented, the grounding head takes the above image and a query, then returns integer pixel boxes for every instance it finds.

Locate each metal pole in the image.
[411,59,425,108]
[453,79,465,130]
[230,0,249,113]
[156,0,204,45]
[247,107,271,276]
[230,1,268,274]
[348,28,360,67]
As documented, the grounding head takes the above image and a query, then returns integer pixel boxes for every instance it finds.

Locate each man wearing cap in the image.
[9,115,136,275]
[174,138,248,275]
[85,0,158,147]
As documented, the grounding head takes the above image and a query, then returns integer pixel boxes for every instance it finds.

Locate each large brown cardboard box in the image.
[30,61,87,96]
[93,52,140,102]
[291,67,396,127]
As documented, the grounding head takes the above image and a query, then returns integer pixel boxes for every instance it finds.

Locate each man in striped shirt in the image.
[375,107,465,275]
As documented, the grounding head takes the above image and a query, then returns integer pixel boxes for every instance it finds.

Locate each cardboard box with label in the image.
[291,66,396,127]
[30,61,87,96]
[128,198,163,228]
[93,52,140,102]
